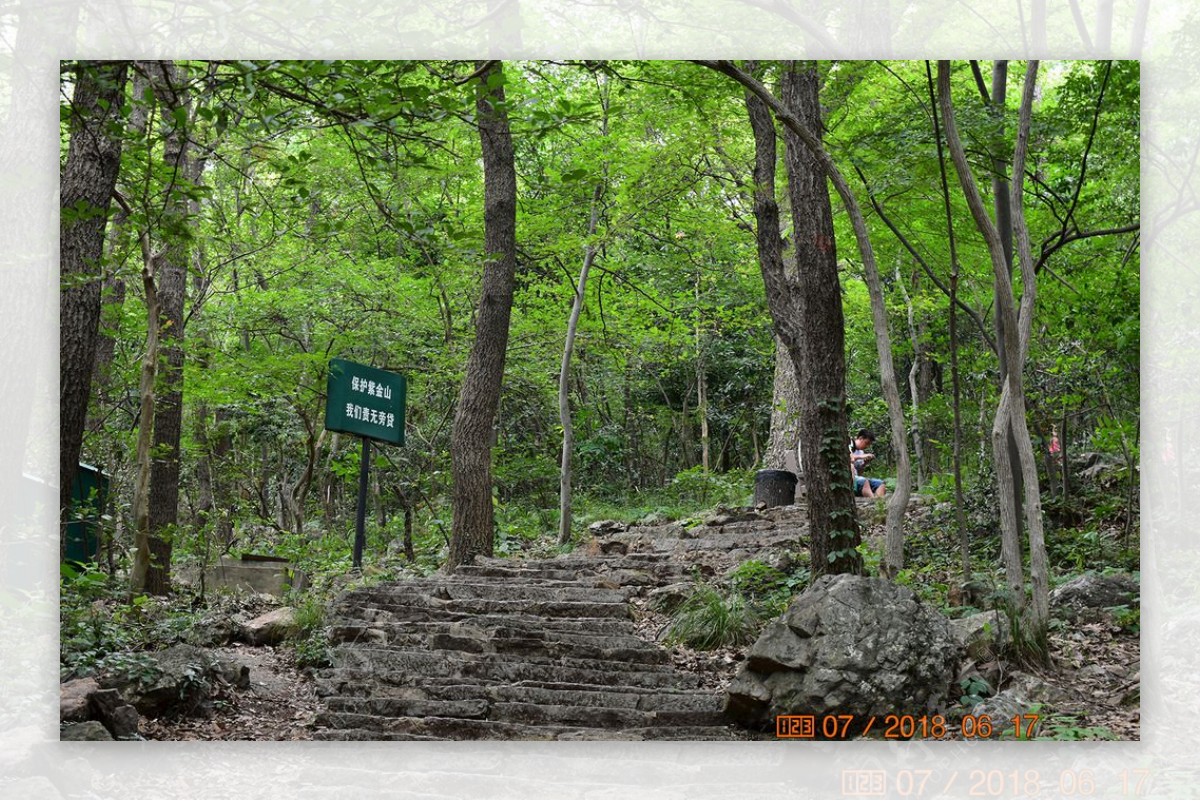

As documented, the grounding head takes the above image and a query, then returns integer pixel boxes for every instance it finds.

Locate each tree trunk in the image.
[741,61,859,576]
[988,60,1027,555]
[558,182,602,544]
[926,61,971,581]
[448,61,518,570]
[60,60,128,553]
[695,273,710,473]
[130,252,162,594]
[941,61,1026,609]
[896,261,927,489]
[940,60,1049,642]
[779,62,863,576]
[145,60,191,596]
[766,336,803,473]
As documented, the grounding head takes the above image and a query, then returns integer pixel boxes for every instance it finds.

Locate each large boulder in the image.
[240,607,299,646]
[89,688,141,740]
[118,644,226,717]
[60,677,100,722]
[1050,572,1138,619]
[726,574,962,731]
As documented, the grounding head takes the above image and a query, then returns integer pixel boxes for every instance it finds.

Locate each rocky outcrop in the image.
[725,574,962,731]
[119,644,227,717]
[1050,572,1138,619]
[60,721,113,741]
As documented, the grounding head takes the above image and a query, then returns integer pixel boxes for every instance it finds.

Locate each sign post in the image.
[324,358,406,571]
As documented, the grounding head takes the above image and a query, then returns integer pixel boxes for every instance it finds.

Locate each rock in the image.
[588,520,628,537]
[1050,572,1138,619]
[240,607,300,646]
[60,677,100,722]
[89,688,140,739]
[970,672,1064,738]
[725,575,962,731]
[951,610,1011,659]
[704,508,762,527]
[183,615,240,648]
[218,657,252,688]
[124,644,224,717]
[60,721,113,741]
[648,582,692,613]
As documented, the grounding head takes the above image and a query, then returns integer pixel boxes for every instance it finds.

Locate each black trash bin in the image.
[754,469,797,508]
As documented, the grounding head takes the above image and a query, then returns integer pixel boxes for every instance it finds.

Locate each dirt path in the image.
[141,644,319,741]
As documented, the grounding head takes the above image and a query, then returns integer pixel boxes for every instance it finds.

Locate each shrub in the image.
[664,583,760,650]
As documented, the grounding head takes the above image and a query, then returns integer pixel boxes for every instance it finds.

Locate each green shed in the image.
[65,463,109,564]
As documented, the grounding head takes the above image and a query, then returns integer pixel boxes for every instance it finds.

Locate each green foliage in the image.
[958,675,992,707]
[668,467,754,508]
[664,582,760,650]
[728,557,810,617]
[1028,710,1120,741]
[289,593,332,669]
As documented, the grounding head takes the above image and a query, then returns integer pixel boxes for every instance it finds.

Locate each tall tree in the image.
[742,61,860,575]
[60,60,129,550]
[557,71,608,545]
[779,62,862,574]
[448,61,519,569]
[711,58,911,576]
[939,60,1051,643]
[145,60,192,594]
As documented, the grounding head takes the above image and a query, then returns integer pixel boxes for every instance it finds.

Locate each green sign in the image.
[325,358,406,445]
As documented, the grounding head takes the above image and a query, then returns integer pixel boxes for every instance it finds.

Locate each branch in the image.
[852,163,996,353]
[1035,222,1140,272]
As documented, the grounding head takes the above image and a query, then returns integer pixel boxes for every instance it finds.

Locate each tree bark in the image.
[695,272,710,473]
[60,60,128,552]
[779,62,863,576]
[448,61,518,570]
[988,61,1028,555]
[766,335,802,473]
[925,61,971,582]
[940,61,1025,609]
[145,60,191,595]
[130,250,162,594]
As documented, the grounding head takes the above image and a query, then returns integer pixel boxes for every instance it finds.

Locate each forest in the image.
[59,59,1140,741]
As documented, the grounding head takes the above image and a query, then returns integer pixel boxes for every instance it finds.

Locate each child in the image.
[851,429,885,498]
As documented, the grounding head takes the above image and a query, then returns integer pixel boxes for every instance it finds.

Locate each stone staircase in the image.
[313,505,810,741]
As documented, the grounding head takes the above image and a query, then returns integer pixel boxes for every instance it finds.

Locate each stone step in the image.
[317,675,717,704]
[329,619,651,647]
[453,564,591,582]
[321,653,703,691]
[332,596,632,621]
[331,607,637,635]
[336,627,670,665]
[344,580,634,605]
[329,645,685,681]
[319,676,724,718]
[322,696,691,729]
[313,711,741,741]
[612,532,803,552]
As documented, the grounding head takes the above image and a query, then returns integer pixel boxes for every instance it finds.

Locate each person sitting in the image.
[850,429,886,499]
